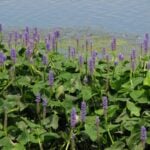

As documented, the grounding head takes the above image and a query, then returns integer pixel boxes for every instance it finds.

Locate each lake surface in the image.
[0,0,150,34]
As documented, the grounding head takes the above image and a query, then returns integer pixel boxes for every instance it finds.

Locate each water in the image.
[0,0,150,34]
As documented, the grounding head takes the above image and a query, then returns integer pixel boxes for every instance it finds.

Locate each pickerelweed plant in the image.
[0,25,150,150]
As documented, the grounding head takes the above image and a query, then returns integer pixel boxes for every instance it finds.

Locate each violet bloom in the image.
[91,50,97,65]
[54,30,60,39]
[102,48,106,56]
[102,96,108,115]
[46,42,51,51]
[147,62,150,70]
[140,126,147,143]
[83,75,88,84]
[48,70,54,86]
[88,57,94,75]
[35,94,41,103]
[71,107,77,128]
[70,47,76,58]
[24,31,29,46]
[95,116,100,127]
[111,37,116,51]
[131,49,136,60]
[26,48,33,59]
[10,48,17,62]
[42,55,48,65]
[114,61,118,66]
[14,32,18,42]
[48,33,51,41]
[118,53,124,61]
[0,52,6,65]
[0,24,2,32]
[143,39,148,54]
[105,54,109,62]
[42,98,48,107]
[80,101,86,122]
[25,26,29,33]
[52,35,56,50]
[79,55,84,66]
[145,33,149,41]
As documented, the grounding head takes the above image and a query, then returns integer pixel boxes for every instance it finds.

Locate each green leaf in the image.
[50,114,59,129]
[105,141,125,150]
[17,131,29,145]
[81,86,92,100]
[95,109,103,116]
[41,132,60,140]
[56,85,64,99]
[130,90,145,101]
[144,71,150,86]
[0,70,9,80]
[16,76,31,87]
[84,116,97,141]
[0,137,14,148]
[132,77,143,88]
[126,101,141,117]
[12,143,25,150]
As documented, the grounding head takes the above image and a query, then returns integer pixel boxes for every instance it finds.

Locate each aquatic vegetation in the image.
[0,25,150,150]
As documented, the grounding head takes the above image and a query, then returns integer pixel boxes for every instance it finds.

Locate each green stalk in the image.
[65,129,75,150]
[36,102,40,114]
[4,107,8,135]
[105,115,114,145]
[37,129,43,150]
[43,107,46,120]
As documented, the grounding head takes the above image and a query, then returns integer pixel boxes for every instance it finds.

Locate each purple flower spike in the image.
[118,53,124,61]
[52,35,56,50]
[111,37,116,51]
[83,75,88,84]
[54,30,60,39]
[95,116,100,127]
[140,126,147,143]
[48,70,54,86]
[145,33,149,41]
[0,24,2,32]
[14,32,18,42]
[70,47,76,58]
[91,50,97,65]
[71,107,77,128]
[0,52,6,65]
[114,61,118,66]
[25,27,29,33]
[46,42,51,51]
[88,57,94,75]
[143,39,148,54]
[102,48,106,56]
[42,99,47,107]
[147,62,150,70]
[79,55,84,66]
[42,55,48,65]
[130,49,136,61]
[35,94,41,103]
[26,48,33,58]
[10,48,16,62]
[80,101,86,122]
[102,96,108,115]
[106,54,109,62]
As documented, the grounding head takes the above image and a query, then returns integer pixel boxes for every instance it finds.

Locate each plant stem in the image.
[37,129,43,150]
[4,108,8,135]
[105,115,114,145]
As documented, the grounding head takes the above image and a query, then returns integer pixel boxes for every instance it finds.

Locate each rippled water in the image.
[0,0,150,34]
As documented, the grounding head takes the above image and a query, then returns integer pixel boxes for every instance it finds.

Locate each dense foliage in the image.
[0,26,150,150]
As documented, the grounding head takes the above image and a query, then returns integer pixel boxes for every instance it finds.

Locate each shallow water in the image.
[0,0,150,34]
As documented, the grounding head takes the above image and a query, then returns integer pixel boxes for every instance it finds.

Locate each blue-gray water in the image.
[0,0,150,34]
